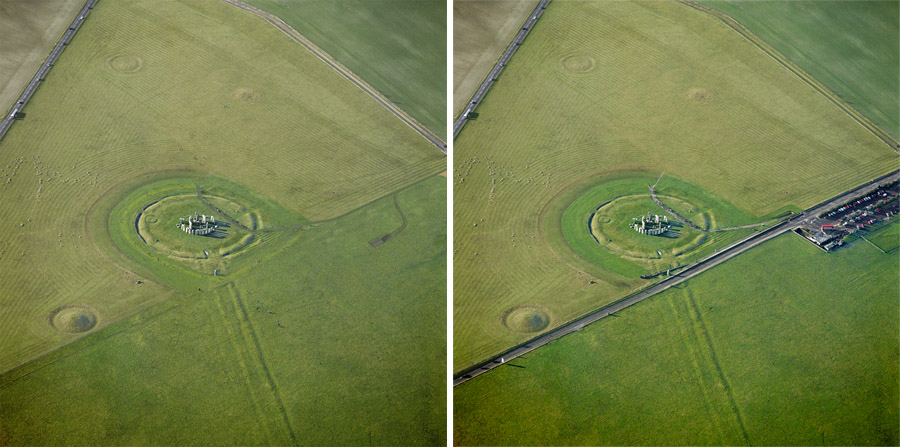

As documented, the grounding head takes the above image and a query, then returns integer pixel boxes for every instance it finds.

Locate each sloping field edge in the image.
[219,0,446,153]
[677,0,898,151]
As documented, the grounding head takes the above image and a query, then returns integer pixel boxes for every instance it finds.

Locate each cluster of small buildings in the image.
[178,212,217,236]
[631,212,670,236]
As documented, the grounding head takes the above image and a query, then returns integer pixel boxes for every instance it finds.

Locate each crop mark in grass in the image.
[226,283,298,445]
[685,288,751,445]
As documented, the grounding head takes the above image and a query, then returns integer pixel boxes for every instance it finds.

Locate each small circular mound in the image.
[502,305,550,333]
[108,55,143,73]
[686,87,714,104]
[561,55,596,73]
[233,88,261,103]
[145,216,158,224]
[49,306,97,333]
[597,216,612,224]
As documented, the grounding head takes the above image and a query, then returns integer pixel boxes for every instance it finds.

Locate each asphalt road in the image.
[0,0,99,143]
[452,0,551,140]
[454,169,900,386]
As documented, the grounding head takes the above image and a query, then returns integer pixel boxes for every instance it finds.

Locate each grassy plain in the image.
[703,0,900,141]
[452,0,897,371]
[455,233,899,445]
[0,0,443,374]
[242,0,446,139]
[1,177,446,445]
[0,0,85,114]
[452,0,538,115]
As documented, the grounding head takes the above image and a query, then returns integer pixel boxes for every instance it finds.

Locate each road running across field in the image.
[453,0,551,139]
[0,0,99,143]
[220,0,446,154]
[454,169,900,386]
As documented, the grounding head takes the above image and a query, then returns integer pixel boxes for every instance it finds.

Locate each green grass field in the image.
[0,0,85,114]
[242,0,446,139]
[865,218,900,253]
[452,0,897,371]
[703,0,900,141]
[1,176,446,445]
[0,0,443,374]
[0,0,445,442]
[455,233,898,445]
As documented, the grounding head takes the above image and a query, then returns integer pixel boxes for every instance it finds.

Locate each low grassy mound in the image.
[48,306,97,333]
[502,305,551,333]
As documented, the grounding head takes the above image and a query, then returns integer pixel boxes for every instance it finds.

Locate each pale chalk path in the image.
[453,0,552,140]
[0,0,99,142]
[454,169,900,386]
[220,0,446,153]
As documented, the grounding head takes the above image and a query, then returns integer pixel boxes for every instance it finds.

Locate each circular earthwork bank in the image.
[107,55,143,73]
[48,305,98,333]
[501,305,551,333]
[561,55,596,73]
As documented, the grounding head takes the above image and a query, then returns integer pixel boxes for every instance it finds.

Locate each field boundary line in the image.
[676,0,898,152]
[226,282,299,445]
[218,0,446,153]
[685,288,751,445]
[0,0,99,143]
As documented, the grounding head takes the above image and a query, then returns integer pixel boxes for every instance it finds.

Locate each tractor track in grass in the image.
[676,0,898,152]
[219,0,446,153]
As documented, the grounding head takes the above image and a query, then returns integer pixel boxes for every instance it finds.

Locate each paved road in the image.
[454,169,900,386]
[220,0,446,154]
[452,0,551,140]
[0,0,99,143]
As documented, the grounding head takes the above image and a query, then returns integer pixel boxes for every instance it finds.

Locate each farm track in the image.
[453,0,552,139]
[0,0,98,142]
[219,0,446,153]
[676,0,898,151]
[369,193,409,246]
[454,170,900,385]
